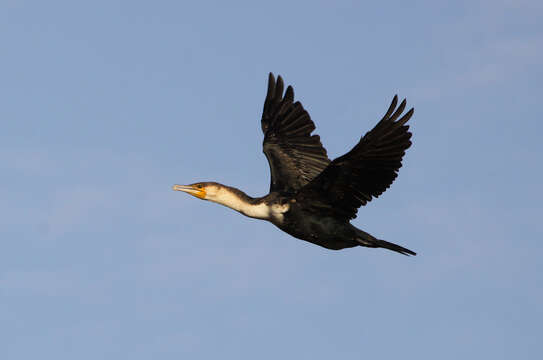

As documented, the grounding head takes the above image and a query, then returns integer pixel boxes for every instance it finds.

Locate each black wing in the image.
[297,96,413,221]
[262,73,331,193]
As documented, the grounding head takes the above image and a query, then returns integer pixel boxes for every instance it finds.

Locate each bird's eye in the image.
[196,184,203,189]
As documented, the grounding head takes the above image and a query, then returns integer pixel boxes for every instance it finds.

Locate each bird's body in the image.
[174,73,416,255]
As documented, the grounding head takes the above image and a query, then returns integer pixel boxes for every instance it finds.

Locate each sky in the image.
[1,0,542,359]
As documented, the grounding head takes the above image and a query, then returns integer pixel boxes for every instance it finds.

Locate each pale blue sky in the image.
[1,1,542,359]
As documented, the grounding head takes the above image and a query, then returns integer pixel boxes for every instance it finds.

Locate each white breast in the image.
[269,203,290,223]
[240,202,289,224]
[209,189,290,223]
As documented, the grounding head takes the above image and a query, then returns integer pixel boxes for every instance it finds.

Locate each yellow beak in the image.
[172,184,206,199]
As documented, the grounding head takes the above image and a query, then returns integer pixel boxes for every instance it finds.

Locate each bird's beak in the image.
[172,184,206,199]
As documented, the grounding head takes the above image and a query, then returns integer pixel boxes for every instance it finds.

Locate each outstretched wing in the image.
[261,73,331,193]
[297,95,414,221]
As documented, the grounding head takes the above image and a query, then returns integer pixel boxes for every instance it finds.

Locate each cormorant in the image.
[173,73,416,255]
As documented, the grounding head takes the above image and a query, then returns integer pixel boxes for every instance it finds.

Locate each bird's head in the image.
[172,182,222,201]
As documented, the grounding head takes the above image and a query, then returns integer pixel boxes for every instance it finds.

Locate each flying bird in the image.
[173,73,416,255]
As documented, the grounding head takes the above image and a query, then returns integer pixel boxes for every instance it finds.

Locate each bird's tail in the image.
[354,228,416,256]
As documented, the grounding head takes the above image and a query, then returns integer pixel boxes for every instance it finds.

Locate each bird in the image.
[173,73,416,255]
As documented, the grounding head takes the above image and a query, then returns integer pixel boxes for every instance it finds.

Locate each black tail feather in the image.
[373,239,416,256]
[355,228,416,256]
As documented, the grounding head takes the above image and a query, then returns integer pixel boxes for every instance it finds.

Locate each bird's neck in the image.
[210,187,271,220]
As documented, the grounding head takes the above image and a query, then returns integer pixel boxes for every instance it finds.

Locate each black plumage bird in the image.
[173,73,415,255]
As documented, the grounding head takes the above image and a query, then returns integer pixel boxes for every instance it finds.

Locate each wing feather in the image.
[297,95,414,221]
[262,73,331,193]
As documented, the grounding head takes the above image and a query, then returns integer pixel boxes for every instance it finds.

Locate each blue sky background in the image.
[1,1,542,359]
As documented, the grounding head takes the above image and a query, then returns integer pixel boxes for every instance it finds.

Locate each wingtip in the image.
[285,85,294,102]
[274,75,284,99]
[397,107,415,126]
[382,95,399,120]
